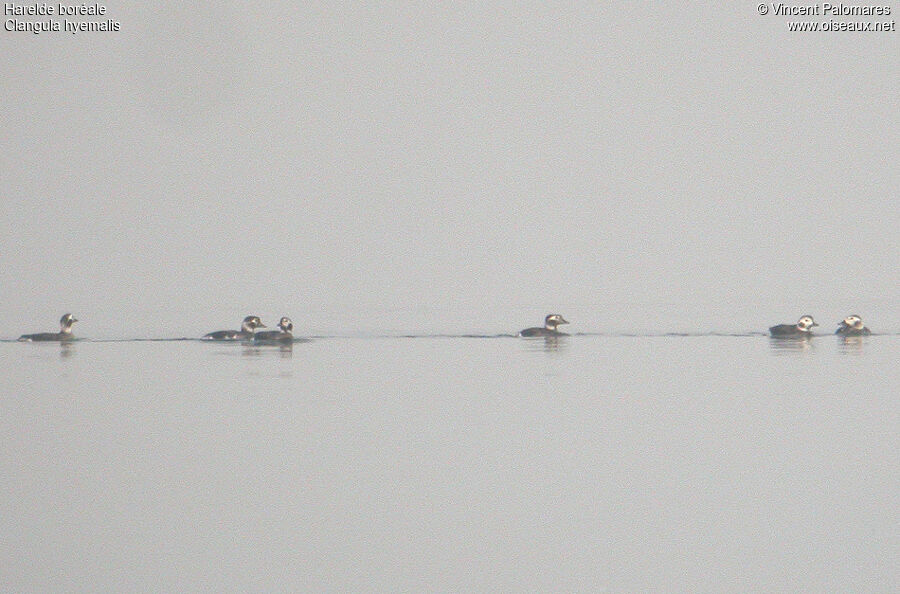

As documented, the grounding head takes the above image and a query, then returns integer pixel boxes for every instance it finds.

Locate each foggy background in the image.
[2,6,898,592]
[2,3,897,338]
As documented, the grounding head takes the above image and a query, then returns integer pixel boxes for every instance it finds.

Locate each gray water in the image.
[4,3,896,591]
[2,325,897,593]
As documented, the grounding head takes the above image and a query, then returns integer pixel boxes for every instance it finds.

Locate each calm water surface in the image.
[2,332,897,592]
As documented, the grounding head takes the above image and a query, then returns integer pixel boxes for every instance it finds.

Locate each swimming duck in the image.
[519,314,569,337]
[253,317,293,343]
[202,315,266,341]
[769,315,818,337]
[18,313,78,342]
[835,314,871,336]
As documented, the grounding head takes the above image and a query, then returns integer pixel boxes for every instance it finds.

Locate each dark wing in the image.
[18,332,61,341]
[769,324,795,336]
[254,331,292,342]
[202,329,239,340]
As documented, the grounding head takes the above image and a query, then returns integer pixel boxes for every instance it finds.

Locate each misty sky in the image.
[2,3,897,337]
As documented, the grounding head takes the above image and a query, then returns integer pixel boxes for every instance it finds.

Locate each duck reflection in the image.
[520,335,569,353]
[59,341,75,359]
[241,342,294,359]
[837,335,867,355]
[768,335,814,354]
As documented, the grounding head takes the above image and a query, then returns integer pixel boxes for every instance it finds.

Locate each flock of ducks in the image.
[14,314,294,344]
[15,312,874,342]
[199,315,294,343]
[768,314,872,337]
[521,313,873,338]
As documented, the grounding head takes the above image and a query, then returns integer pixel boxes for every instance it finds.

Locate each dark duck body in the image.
[519,314,569,337]
[254,317,293,343]
[769,315,818,337]
[18,314,78,342]
[202,315,265,341]
[835,315,871,336]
